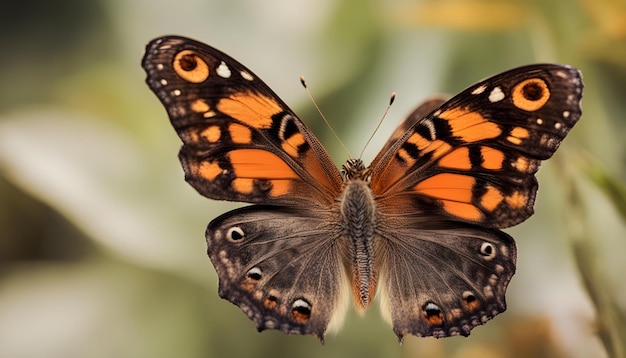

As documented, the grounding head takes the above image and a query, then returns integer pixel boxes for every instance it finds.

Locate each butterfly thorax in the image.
[338,159,378,309]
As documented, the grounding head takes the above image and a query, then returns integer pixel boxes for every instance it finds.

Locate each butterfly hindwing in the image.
[370,64,583,228]
[142,36,342,206]
[206,205,351,339]
[375,217,517,339]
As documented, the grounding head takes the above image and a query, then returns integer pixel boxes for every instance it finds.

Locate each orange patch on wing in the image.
[513,156,530,172]
[228,123,252,144]
[430,140,453,159]
[442,201,483,221]
[439,147,472,169]
[439,107,502,142]
[480,146,505,170]
[406,132,431,150]
[198,161,222,181]
[191,99,210,113]
[424,311,444,326]
[281,132,306,157]
[229,149,299,179]
[268,180,293,197]
[510,126,529,139]
[232,178,254,194]
[396,148,416,167]
[415,174,475,202]
[415,174,484,221]
[505,191,527,209]
[217,92,282,128]
[201,125,221,143]
[481,185,503,211]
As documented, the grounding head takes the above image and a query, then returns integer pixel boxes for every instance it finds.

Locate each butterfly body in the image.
[142,36,582,341]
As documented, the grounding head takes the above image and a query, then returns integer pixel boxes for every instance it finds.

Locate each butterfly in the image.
[141,35,583,342]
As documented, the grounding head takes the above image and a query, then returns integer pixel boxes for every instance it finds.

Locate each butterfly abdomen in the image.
[338,178,378,309]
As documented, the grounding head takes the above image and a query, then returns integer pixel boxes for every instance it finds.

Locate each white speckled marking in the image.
[488,87,505,103]
[217,61,232,78]
[240,70,254,81]
[471,85,487,95]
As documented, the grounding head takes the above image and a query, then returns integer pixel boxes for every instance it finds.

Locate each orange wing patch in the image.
[439,107,502,142]
[438,147,472,170]
[229,149,300,197]
[414,173,483,221]
[217,92,282,128]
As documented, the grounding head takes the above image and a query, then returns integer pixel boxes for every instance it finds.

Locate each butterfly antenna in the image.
[300,76,352,159]
[358,92,396,160]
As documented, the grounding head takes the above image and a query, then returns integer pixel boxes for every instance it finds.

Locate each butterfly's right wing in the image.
[142,36,343,207]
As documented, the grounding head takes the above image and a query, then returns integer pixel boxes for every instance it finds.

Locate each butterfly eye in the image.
[246,267,262,280]
[479,242,496,260]
[173,50,210,83]
[226,227,245,242]
[291,299,312,324]
[422,302,444,325]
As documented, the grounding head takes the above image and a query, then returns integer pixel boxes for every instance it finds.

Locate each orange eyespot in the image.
[511,78,550,111]
[173,50,210,83]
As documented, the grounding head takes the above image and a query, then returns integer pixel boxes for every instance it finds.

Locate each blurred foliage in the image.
[1,0,625,357]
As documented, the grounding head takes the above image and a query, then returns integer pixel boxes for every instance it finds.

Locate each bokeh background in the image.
[1,0,625,357]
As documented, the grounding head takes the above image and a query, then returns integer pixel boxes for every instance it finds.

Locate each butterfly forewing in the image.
[142,36,342,206]
[370,64,582,228]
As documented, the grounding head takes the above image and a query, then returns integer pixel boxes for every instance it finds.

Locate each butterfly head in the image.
[341,158,371,182]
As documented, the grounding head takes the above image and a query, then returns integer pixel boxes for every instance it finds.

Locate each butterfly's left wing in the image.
[370,64,583,228]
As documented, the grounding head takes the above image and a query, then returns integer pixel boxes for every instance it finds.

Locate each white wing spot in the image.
[554,122,562,129]
[217,61,232,78]
[240,70,254,81]
[488,87,505,103]
[173,89,181,96]
[555,70,568,79]
[563,111,570,118]
[471,85,487,95]
[156,63,164,70]
[536,118,544,125]
[160,79,168,86]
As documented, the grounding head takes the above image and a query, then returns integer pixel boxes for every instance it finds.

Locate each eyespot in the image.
[462,291,479,310]
[422,302,444,325]
[246,267,262,280]
[173,50,210,83]
[479,242,496,260]
[511,78,550,111]
[226,227,245,242]
[291,299,312,324]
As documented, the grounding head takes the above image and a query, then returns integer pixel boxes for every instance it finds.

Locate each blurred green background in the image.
[1,0,625,357]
